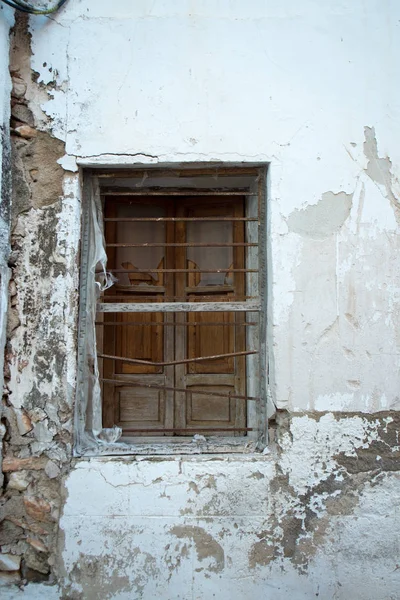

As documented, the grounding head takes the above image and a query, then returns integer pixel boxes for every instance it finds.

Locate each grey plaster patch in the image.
[287,190,353,239]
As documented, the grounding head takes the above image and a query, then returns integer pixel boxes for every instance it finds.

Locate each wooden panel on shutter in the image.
[187,301,235,374]
[186,385,234,423]
[117,384,165,428]
[115,298,164,375]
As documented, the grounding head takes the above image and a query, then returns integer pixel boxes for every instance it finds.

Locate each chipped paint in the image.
[287,191,353,239]
[57,413,400,598]
[170,526,225,573]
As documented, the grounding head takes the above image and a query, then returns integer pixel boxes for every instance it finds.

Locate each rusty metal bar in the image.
[98,349,257,367]
[105,242,258,248]
[95,321,258,326]
[122,428,253,433]
[100,377,260,402]
[104,217,258,222]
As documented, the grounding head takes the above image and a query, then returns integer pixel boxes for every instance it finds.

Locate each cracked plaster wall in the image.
[0,5,14,491]
[1,1,400,598]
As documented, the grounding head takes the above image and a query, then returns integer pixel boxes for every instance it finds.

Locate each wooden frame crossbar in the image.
[97,302,261,312]
[101,190,251,196]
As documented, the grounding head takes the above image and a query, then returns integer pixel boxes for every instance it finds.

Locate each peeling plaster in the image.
[170,525,225,573]
[287,191,353,240]
[363,125,400,226]
[55,413,400,598]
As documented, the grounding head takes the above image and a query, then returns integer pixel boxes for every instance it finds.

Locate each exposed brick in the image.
[2,456,47,471]
[23,496,52,522]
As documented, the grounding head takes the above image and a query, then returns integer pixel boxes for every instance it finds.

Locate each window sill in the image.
[75,436,263,457]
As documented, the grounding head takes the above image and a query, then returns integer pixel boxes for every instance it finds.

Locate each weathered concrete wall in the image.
[57,413,400,600]
[1,1,400,598]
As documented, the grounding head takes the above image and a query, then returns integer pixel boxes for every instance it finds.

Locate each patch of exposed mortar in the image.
[363,125,400,226]
[9,14,56,135]
[11,131,64,218]
[287,190,353,239]
[248,410,400,573]
[170,525,225,573]
[60,553,133,600]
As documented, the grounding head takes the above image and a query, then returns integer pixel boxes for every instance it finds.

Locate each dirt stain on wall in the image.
[170,525,225,573]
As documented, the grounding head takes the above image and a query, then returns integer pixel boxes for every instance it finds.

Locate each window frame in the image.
[74,165,268,456]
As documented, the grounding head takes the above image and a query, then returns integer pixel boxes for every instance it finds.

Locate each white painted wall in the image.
[28,0,400,414]
[58,416,400,599]
[4,2,400,598]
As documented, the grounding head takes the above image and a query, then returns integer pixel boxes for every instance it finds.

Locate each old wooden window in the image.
[77,167,267,454]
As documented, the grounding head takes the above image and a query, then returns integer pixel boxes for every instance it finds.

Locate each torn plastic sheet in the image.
[74,177,123,453]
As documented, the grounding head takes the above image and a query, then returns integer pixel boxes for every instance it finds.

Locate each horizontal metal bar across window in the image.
[98,349,257,367]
